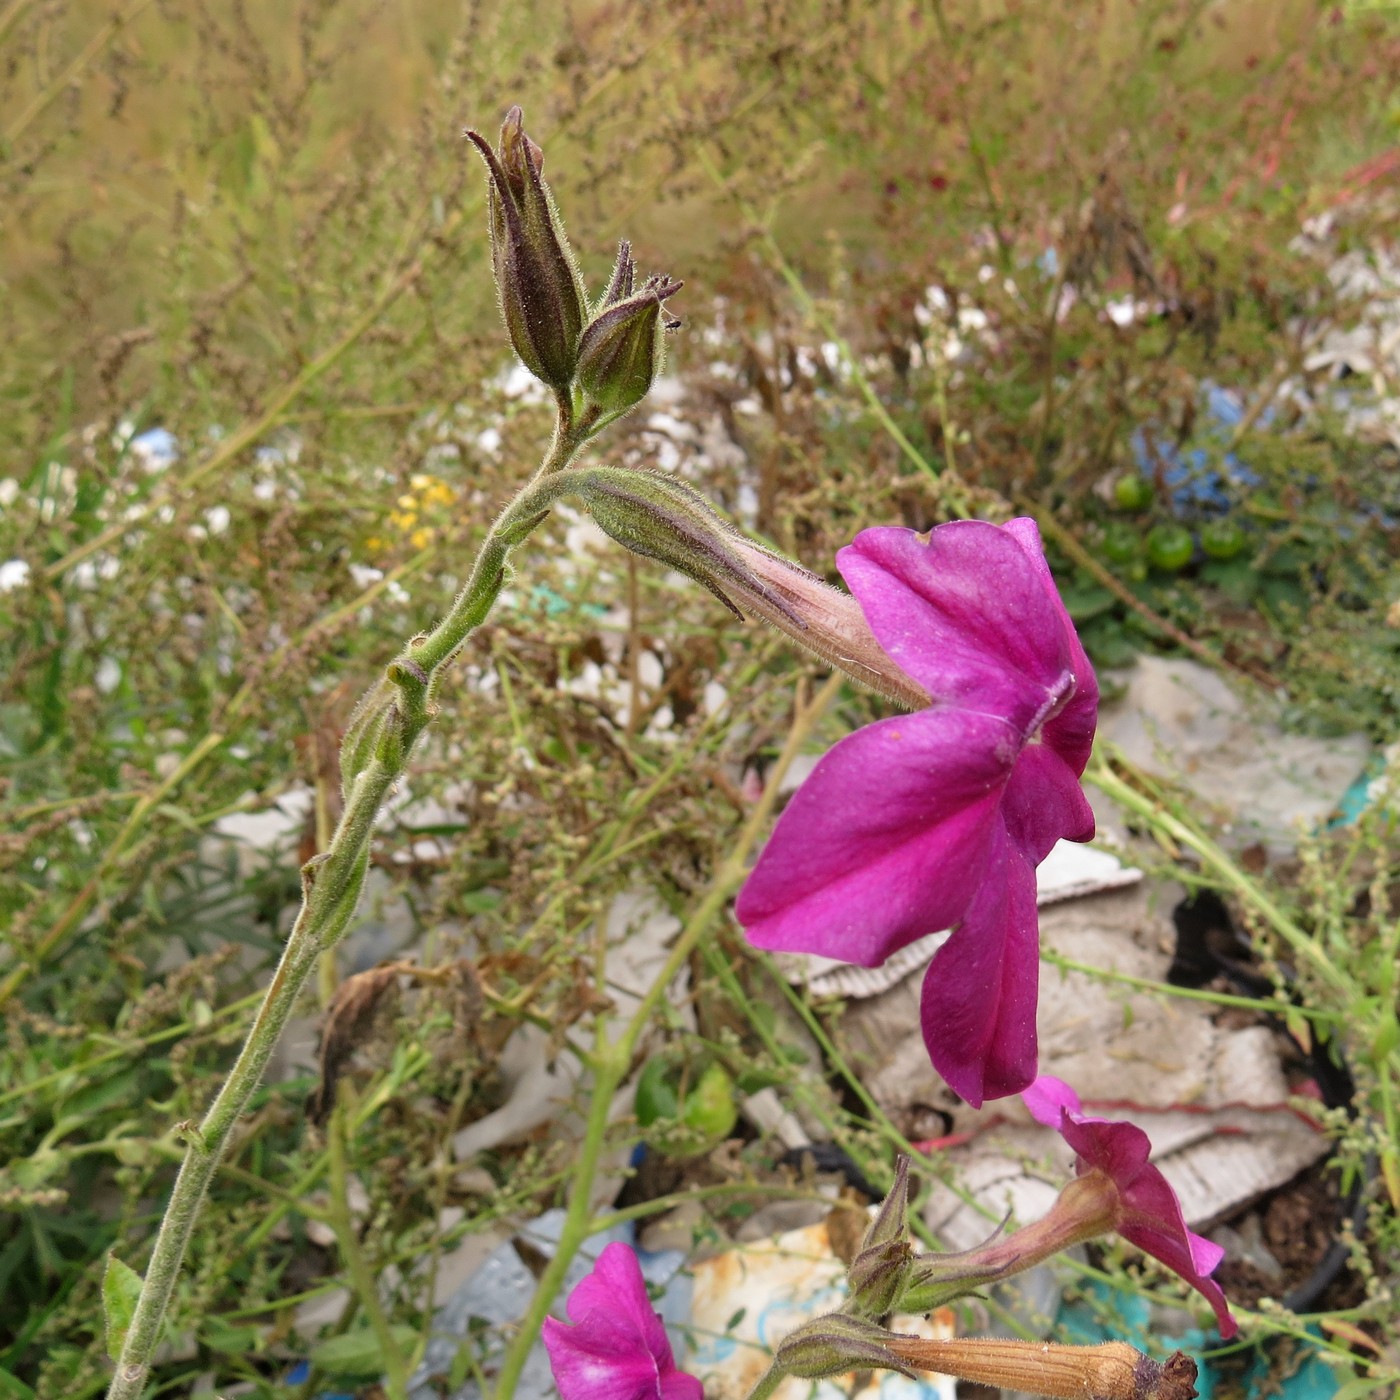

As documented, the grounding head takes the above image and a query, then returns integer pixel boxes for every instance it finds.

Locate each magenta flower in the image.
[542,1242,702,1400]
[735,519,1098,1106]
[1023,1075,1237,1338]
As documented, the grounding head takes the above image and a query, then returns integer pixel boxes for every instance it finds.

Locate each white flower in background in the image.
[0,559,31,591]
[129,428,179,473]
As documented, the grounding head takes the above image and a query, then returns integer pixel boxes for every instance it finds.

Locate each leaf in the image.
[309,1324,418,1377]
[103,1253,144,1362]
[0,1365,39,1400]
[1318,1317,1383,1355]
[307,963,403,1125]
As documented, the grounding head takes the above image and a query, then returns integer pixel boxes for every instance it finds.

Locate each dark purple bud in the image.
[861,1155,912,1252]
[599,240,637,307]
[466,107,587,391]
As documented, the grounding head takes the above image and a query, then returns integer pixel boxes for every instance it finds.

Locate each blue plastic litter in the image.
[1058,1281,1338,1399]
[128,426,179,469]
[282,1359,354,1400]
[1131,381,1263,514]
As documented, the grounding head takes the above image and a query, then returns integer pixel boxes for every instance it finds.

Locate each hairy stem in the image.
[105,417,590,1400]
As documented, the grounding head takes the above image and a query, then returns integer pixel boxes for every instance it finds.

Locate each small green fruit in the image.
[1099,521,1140,565]
[1146,522,1194,572]
[681,1062,738,1144]
[634,1057,737,1157]
[1200,517,1247,560]
[634,1057,680,1127]
[1112,474,1154,512]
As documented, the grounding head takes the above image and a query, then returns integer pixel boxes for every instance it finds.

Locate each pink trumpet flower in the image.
[1023,1075,1238,1338]
[542,1242,703,1400]
[736,519,1098,1105]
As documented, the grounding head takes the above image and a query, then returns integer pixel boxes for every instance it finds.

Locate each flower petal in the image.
[837,523,1075,737]
[1052,1113,1238,1339]
[1021,1073,1083,1128]
[1001,741,1096,863]
[542,1242,701,1400]
[736,708,1017,966]
[920,824,1040,1106]
[1002,517,1099,774]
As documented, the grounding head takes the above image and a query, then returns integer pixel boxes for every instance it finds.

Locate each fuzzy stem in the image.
[491,673,844,1400]
[105,417,591,1400]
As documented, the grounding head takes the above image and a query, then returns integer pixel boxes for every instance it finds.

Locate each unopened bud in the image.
[576,242,682,417]
[845,1237,912,1320]
[861,1155,912,1252]
[773,1314,915,1382]
[466,107,587,391]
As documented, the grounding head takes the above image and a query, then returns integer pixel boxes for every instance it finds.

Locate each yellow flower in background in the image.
[371,473,457,560]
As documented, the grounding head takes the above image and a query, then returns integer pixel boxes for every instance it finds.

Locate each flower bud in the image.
[576,241,682,417]
[772,1314,915,1382]
[571,467,930,711]
[845,1236,912,1320]
[466,107,587,391]
[860,1155,911,1253]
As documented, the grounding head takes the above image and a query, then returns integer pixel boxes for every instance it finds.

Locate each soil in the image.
[1214,1159,1367,1312]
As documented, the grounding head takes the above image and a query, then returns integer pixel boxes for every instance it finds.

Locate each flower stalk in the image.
[105,420,596,1400]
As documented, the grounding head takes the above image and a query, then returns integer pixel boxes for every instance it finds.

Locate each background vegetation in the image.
[3,1,1399,1396]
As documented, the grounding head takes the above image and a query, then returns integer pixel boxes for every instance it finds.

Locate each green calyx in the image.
[576,241,682,417]
[571,466,808,629]
[773,1314,915,1382]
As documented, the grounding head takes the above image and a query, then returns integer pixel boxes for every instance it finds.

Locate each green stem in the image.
[105,418,590,1400]
[1087,752,1352,999]
[491,673,844,1400]
[1039,947,1339,1024]
[745,1364,787,1400]
[328,1100,410,1399]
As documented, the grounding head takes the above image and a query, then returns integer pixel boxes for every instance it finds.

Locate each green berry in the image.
[1113,474,1154,511]
[1099,521,1140,565]
[1146,522,1194,573]
[634,1057,737,1156]
[1200,517,1247,560]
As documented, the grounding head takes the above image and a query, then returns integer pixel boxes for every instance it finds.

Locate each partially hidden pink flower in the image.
[1023,1075,1237,1338]
[542,1242,703,1400]
[735,519,1098,1106]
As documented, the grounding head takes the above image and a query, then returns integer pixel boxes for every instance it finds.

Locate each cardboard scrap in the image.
[1098,655,1371,851]
[785,841,1141,1001]
[688,1218,957,1400]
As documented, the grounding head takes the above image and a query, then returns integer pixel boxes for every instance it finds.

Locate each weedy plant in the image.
[4,4,1400,1399]
[94,106,1238,1400]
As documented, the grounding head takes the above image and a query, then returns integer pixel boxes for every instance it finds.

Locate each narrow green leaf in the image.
[103,1253,144,1362]
[309,1324,417,1378]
